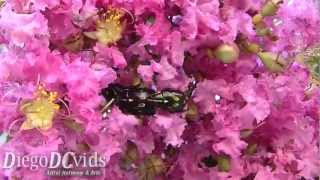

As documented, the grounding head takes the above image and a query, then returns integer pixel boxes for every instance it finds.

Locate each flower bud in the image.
[252,14,263,25]
[214,43,240,63]
[246,42,261,54]
[257,52,286,72]
[217,155,231,172]
[261,0,281,17]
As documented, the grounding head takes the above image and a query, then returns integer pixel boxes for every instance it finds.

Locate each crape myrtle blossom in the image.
[0,0,319,179]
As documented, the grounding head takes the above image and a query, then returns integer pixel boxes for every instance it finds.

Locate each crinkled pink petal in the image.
[152,114,186,147]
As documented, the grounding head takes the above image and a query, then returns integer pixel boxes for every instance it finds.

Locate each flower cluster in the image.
[0,0,319,179]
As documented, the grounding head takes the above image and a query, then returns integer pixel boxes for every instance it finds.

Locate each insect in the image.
[101,80,197,116]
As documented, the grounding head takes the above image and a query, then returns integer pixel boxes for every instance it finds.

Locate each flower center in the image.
[95,8,124,45]
[20,85,60,131]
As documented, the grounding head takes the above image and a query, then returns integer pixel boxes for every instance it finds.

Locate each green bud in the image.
[252,14,264,25]
[217,155,231,172]
[214,43,240,64]
[261,0,281,17]
[257,52,286,73]
[246,43,261,54]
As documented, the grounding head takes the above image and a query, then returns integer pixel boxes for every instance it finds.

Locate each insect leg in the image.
[100,98,115,113]
[184,79,197,99]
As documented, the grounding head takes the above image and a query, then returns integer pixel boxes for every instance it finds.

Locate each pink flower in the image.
[236,75,271,123]
[212,128,247,158]
[151,114,187,147]
[0,0,319,179]
[0,4,49,46]
[94,44,127,69]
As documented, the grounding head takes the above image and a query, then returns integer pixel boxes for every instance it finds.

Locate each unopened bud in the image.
[257,52,286,72]
[261,0,282,17]
[217,155,231,172]
[252,14,263,25]
[246,42,261,54]
[214,43,240,63]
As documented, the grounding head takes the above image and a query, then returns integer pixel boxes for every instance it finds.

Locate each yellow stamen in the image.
[85,8,124,45]
[20,85,59,131]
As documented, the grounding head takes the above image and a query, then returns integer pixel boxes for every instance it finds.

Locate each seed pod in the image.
[120,142,139,170]
[214,43,240,63]
[257,52,285,73]
[138,155,166,180]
